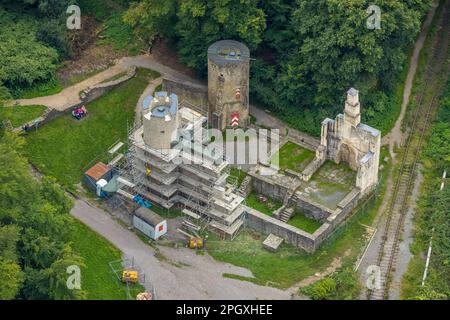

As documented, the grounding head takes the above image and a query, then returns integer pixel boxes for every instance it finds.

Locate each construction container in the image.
[133,207,167,240]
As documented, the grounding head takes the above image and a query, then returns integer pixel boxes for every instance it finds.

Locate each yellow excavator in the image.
[188,237,204,249]
[122,270,139,284]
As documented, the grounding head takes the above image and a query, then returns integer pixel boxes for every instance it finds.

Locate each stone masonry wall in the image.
[244,206,316,252]
[162,78,208,114]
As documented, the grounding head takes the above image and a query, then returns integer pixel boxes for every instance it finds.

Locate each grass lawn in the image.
[271,141,315,173]
[25,68,160,189]
[245,192,282,216]
[0,105,47,127]
[69,218,144,299]
[206,227,366,289]
[288,211,322,233]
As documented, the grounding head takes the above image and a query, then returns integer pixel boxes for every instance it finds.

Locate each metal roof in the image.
[134,207,165,226]
[150,92,178,119]
[348,88,359,97]
[85,162,111,181]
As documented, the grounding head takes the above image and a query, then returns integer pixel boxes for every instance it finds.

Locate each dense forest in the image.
[124,0,432,135]
[1,0,433,136]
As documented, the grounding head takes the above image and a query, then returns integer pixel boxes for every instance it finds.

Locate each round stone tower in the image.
[143,92,179,150]
[207,40,250,130]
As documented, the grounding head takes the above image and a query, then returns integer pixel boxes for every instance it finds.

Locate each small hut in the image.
[133,207,167,240]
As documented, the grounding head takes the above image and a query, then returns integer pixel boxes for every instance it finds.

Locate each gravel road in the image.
[71,199,292,300]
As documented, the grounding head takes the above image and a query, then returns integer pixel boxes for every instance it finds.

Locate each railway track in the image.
[368,1,450,300]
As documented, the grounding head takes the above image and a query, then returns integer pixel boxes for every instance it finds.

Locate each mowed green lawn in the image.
[25,68,159,188]
[69,218,144,299]
[207,226,366,289]
[0,105,47,127]
[288,211,322,233]
[271,141,315,172]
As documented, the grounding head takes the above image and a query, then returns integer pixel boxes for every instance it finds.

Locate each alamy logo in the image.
[171,127,280,172]
[367,5,381,30]
[66,5,81,30]
[66,265,81,290]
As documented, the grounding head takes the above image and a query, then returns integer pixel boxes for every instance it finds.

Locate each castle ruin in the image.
[207,40,250,130]
[114,40,381,252]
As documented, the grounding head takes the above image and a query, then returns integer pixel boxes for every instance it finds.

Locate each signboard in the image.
[231,114,240,127]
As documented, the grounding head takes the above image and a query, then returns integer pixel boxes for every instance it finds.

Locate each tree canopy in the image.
[125,0,432,136]
[0,132,85,299]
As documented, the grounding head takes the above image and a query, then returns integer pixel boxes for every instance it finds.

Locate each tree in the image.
[0,8,59,90]
[277,0,430,108]
[124,0,266,74]
[123,0,177,48]
[0,132,85,299]
[0,259,23,299]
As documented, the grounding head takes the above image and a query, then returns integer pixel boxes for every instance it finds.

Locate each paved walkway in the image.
[71,199,292,300]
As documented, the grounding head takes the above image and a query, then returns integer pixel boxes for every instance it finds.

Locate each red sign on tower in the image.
[231,114,240,128]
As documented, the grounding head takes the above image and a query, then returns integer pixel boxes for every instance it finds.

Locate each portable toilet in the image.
[96,179,108,197]
[133,207,167,240]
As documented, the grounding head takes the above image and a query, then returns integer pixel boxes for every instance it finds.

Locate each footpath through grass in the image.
[70,218,144,299]
[0,105,47,127]
[25,68,160,189]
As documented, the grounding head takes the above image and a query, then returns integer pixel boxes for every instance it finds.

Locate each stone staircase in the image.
[237,175,252,197]
[279,206,295,223]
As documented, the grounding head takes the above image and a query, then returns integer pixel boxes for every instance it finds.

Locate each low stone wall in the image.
[326,187,361,227]
[301,157,325,181]
[286,130,320,151]
[20,67,138,132]
[75,66,137,114]
[243,186,363,252]
[250,172,292,202]
[244,206,316,252]
[162,78,208,113]
[292,192,334,223]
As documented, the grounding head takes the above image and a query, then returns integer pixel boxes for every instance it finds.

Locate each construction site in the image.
[85,40,381,253]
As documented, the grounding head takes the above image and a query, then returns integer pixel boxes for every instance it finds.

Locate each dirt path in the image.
[382,1,439,159]
[358,0,444,299]
[10,63,129,111]
[71,199,292,300]
[10,55,204,111]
